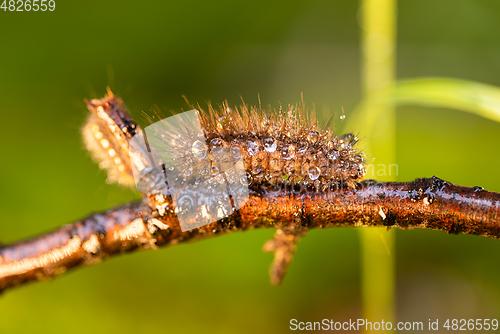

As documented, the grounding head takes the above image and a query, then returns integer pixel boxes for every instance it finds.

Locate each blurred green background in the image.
[1,0,500,333]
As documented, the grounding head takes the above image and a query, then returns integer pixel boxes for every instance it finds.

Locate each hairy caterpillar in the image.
[83,92,366,197]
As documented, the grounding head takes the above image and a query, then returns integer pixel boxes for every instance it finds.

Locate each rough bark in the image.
[1,176,499,293]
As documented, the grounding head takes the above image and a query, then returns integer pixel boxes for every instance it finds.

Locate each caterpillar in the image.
[83,92,365,195]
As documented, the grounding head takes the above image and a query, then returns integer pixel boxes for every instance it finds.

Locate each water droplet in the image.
[192,140,208,160]
[281,145,295,160]
[246,140,259,156]
[231,145,242,159]
[200,168,208,176]
[284,161,295,174]
[474,186,484,192]
[168,166,175,171]
[341,133,358,147]
[210,138,225,154]
[340,115,346,120]
[328,149,340,161]
[263,137,277,152]
[297,143,308,153]
[211,166,219,175]
[353,155,364,163]
[252,165,265,179]
[341,133,354,141]
[308,166,320,180]
[178,195,194,213]
[239,177,248,186]
[307,131,319,144]
[183,167,193,177]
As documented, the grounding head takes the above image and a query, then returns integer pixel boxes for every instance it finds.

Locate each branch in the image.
[1,176,499,293]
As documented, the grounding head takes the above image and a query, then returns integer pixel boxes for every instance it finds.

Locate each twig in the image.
[1,176,499,293]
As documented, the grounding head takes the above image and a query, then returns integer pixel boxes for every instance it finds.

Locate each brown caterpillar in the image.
[83,92,366,196]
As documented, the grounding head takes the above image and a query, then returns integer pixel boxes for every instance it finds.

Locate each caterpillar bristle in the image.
[195,102,365,191]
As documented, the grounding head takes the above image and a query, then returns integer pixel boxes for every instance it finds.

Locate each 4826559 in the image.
[1,0,55,11]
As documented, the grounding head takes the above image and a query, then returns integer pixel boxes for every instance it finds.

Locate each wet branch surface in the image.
[1,176,499,293]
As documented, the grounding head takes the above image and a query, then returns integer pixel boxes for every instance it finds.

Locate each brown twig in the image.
[1,176,499,293]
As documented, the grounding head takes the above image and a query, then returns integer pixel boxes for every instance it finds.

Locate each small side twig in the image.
[0,176,499,293]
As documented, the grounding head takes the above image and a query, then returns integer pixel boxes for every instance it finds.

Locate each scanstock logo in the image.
[128,110,249,232]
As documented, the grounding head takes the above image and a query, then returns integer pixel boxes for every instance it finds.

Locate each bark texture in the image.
[1,176,499,293]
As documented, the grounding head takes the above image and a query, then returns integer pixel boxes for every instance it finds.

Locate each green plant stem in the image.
[358,0,397,331]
